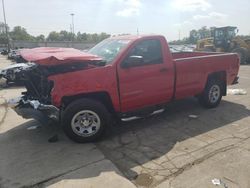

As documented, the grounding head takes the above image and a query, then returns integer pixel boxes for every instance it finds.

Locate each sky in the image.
[1,0,250,40]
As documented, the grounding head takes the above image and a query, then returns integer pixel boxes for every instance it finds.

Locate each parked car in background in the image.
[0,63,29,85]
[1,49,8,55]
[7,49,17,60]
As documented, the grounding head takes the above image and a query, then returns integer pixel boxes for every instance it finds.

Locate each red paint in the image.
[25,35,240,113]
[20,47,102,66]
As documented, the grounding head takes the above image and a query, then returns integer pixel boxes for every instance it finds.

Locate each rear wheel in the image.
[232,48,247,65]
[62,98,110,143]
[199,79,223,108]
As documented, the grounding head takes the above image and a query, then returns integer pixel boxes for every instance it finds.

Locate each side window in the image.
[124,39,163,67]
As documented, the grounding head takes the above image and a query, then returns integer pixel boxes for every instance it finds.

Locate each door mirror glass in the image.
[123,55,143,68]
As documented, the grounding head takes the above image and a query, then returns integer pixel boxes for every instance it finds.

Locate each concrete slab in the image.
[156,147,250,188]
[0,109,105,187]
[45,159,136,188]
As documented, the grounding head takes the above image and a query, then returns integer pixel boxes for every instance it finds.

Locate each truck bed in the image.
[172,51,224,59]
[172,52,240,100]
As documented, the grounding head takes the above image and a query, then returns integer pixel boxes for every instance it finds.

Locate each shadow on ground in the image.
[97,98,250,181]
[0,98,249,187]
[0,119,105,187]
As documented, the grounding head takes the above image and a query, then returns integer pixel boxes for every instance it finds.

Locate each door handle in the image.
[159,68,168,72]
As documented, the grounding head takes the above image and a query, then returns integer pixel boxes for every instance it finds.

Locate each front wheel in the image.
[62,98,110,143]
[199,79,223,108]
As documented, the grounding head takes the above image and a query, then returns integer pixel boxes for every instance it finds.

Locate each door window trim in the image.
[121,39,163,68]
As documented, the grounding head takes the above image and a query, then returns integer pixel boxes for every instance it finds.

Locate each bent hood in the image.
[20,47,102,66]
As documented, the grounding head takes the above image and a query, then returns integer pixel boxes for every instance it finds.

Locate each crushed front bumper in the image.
[8,97,59,125]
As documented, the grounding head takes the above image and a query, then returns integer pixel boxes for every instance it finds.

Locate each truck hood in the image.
[20,47,102,66]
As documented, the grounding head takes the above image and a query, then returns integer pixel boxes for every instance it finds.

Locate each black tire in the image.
[232,48,247,65]
[199,79,223,108]
[61,98,110,143]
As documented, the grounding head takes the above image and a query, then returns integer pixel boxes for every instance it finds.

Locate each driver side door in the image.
[117,39,173,112]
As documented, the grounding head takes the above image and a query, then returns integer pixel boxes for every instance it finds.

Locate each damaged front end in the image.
[7,47,104,125]
[8,63,59,124]
[9,97,59,124]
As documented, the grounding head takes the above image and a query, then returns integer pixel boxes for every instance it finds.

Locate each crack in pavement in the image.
[154,137,250,187]
[24,158,106,188]
[167,136,243,161]
[98,131,250,188]
[0,96,8,128]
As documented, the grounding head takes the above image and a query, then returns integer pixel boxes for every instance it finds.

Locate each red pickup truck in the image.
[9,35,239,143]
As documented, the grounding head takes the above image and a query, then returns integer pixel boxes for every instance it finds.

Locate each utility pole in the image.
[137,28,139,35]
[2,0,10,51]
[70,13,75,39]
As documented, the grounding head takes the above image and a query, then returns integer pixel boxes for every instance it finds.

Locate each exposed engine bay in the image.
[19,63,53,104]
[9,61,100,124]
[11,61,100,103]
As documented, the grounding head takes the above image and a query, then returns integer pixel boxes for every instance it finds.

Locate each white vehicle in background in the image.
[0,63,30,85]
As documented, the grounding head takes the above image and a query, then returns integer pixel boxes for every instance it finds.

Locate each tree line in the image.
[169,26,250,45]
[0,22,110,43]
[1,23,249,45]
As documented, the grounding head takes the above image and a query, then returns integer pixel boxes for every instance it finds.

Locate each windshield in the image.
[88,39,131,64]
[215,28,236,40]
[215,30,224,38]
[227,29,236,38]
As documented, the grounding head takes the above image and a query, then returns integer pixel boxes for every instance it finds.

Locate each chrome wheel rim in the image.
[209,85,220,103]
[71,110,101,137]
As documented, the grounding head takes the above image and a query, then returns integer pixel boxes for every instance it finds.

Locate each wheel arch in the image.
[61,91,116,114]
[207,71,227,96]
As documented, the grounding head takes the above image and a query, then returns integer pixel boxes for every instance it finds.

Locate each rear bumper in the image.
[232,76,239,85]
[8,97,59,124]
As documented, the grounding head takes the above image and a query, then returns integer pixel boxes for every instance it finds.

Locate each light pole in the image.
[2,0,10,51]
[70,13,75,40]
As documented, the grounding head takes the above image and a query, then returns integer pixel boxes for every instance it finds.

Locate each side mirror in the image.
[122,55,143,68]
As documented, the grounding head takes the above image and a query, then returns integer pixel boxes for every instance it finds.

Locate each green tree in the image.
[198,26,211,39]
[76,32,87,41]
[91,33,99,42]
[0,34,8,43]
[0,22,9,34]
[0,24,111,43]
[0,22,9,44]
[59,30,74,41]
[47,31,60,41]
[35,34,45,42]
[189,26,212,44]
[9,26,34,41]
[99,32,111,41]
[189,30,199,44]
